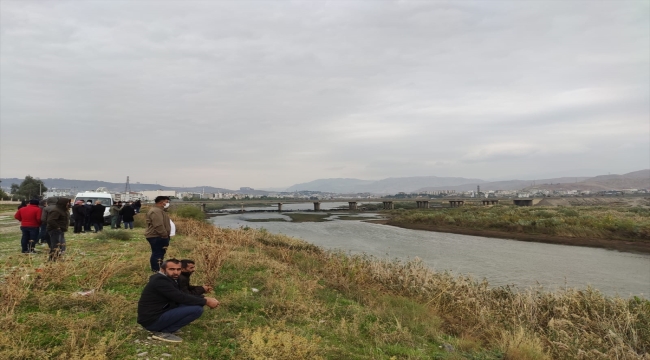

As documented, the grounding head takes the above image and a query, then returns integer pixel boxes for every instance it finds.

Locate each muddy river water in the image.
[211,203,650,298]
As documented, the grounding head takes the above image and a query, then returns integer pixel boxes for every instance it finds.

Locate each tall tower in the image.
[477,185,480,195]
[125,176,131,193]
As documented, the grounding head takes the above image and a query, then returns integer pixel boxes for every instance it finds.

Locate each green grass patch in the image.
[0,204,20,213]
[388,205,650,241]
[173,205,206,221]
[95,229,134,241]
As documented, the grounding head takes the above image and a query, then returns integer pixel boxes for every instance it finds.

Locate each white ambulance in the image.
[70,190,114,225]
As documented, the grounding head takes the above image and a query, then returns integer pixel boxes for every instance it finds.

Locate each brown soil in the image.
[365,220,650,254]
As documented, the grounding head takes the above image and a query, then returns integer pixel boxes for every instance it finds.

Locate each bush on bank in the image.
[173,205,205,221]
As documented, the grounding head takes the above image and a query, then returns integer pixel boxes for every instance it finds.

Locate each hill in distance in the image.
[522,169,650,192]
[417,170,649,193]
[288,170,648,194]
[0,178,234,194]
[287,176,486,194]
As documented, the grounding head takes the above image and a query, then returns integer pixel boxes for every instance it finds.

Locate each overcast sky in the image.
[1,1,648,189]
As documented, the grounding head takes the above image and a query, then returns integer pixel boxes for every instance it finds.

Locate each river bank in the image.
[213,212,650,297]
[2,214,648,359]
[372,219,650,254]
[378,206,650,254]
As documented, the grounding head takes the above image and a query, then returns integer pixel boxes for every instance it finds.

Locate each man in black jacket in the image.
[137,259,220,343]
[72,200,86,234]
[179,259,213,296]
[46,198,70,261]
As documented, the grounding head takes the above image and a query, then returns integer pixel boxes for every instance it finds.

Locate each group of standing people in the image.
[70,199,142,233]
[15,197,144,259]
[14,197,71,261]
[108,200,140,230]
[71,199,107,233]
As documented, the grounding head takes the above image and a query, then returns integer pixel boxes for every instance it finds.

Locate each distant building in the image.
[140,190,176,201]
[115,192,144,202]
[44,188,74,198]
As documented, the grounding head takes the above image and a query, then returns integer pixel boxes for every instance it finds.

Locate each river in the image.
[211,204,650,298]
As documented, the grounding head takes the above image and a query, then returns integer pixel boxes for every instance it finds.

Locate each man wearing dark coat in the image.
[120,202,137,229]
[46,198,71,261]
[179,259,213,296]
[83,200,93,232]
[90,200,106,232]
[72,200,86,234]
[137,259,219,343]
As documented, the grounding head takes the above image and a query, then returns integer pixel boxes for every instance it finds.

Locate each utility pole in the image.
[124,176,131,201]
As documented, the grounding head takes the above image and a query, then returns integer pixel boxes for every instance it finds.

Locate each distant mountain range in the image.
[0,178,234,194]
[3,169,647,196]
[417,177,591,192]
[287,176,486,194]
[287,170,649,194]
[522,170,650,192]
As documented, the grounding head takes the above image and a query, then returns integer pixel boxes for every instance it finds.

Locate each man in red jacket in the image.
[15,199,42,254]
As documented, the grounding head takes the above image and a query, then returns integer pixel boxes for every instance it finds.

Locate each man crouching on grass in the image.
[137,259,220,343]
[179,259,213,296]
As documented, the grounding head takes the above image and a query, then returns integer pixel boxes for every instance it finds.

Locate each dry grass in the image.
[239,324,323,360]
[171,217,650,359]
[0,215,647,359]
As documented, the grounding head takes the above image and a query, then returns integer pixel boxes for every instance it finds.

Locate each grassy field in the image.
[0,213,648,359]
[0,203,20,213]
[387,206,650,242]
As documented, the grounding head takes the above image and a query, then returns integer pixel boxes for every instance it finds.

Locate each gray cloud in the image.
[1,0,648,188]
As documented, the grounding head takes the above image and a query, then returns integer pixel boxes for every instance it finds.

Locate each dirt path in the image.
[366,220,650,254]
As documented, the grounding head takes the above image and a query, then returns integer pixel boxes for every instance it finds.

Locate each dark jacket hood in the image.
[56,197,70,210]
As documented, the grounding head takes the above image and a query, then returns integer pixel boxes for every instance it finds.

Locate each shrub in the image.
[174,206,205,221]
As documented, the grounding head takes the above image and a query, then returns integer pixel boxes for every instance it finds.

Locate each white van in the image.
[71,191,114,224]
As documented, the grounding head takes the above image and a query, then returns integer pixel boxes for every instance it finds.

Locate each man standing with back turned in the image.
[145,196,171,272]
[137,259,220,343]
[14,199,42,254]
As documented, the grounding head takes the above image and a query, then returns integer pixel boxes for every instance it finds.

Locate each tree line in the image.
[0,175,48,200]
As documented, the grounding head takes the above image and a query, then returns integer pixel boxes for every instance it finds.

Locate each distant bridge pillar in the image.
[422,200,429,209]
[278,203,283,212]
[200,203,206,213]
[348,201,358,211]
[513,199,532,207]
[449,200,465,207]
[383,201,394,210]
[313,202,321,211]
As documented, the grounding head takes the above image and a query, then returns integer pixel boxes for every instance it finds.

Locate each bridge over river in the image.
[174,198,540,214]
